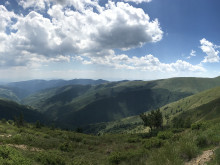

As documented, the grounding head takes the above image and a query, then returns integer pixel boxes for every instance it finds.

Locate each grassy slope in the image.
[160,86,220,122]
[93,86,220,134]
[1,113,220,164]
[0,122,147,165]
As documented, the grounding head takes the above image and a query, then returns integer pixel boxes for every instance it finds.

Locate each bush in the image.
[72,157,89,165]
[178,140,199,161]
[214,148,220,164]
[1,118,7,124]
[143,137,163,149]
[157,131,173,140]
[109,152,127,164]
[147,144,183,165]
[11,134,23,144]
[109,150,143,165]
[191,123,202,130]
[59,142,73,152]
[171,128,185,134]
[127,137,140,143]
[0,146,31,164]
[36,151,66,165]
[196,135,208,148]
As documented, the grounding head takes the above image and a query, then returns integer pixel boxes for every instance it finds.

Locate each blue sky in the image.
[0,0,219,81]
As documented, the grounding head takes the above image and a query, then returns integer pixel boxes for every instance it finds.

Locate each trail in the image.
[7,144,43,152]
[185,148,216,165]
[0,134,42,152]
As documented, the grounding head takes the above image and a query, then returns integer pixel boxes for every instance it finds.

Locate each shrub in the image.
[109,150,143,165]
[191,123,202,130]
[143,137,163,149]
[59,142,73,152]
[214,148,220,164]
[147,144,183,165]
[72,157,89,165]
[171,128,185,134]
[109,152,127,164]
[157,131,173,140]
[11,134,23,144]
[36,151,66,165]
[1,118,7,124]
[178,140,199,161]
[196,135,208,148]
[0,146,31,164]
[127,137,140,143]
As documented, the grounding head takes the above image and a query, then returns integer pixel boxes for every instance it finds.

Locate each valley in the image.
[1,77,220,164]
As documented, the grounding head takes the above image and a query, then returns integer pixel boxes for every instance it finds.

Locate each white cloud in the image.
[18,0,100,12]
[200,38,220,63]
[0,1,204,77]
[0,1,163,68]
[187,50,196,59]
[0,5,17,33]
[18,0,47,10]
[75,54,205,73]
[46,1,163,56]
[124,0,152,4]
[5,1,10,6]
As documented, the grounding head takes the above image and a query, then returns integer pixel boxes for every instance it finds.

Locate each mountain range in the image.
[1,77,220,130]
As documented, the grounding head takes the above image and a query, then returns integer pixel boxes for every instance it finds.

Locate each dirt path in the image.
[185,148,216,165]
[0,134,42,152]
[0,134,12,138]
[7,144,43,152]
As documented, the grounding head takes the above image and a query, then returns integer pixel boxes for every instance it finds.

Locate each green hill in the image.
[160,86,220,123]
[0,98,47,123]
[89,85,220,134]
[22,77,220,129]
[0,88,20,102]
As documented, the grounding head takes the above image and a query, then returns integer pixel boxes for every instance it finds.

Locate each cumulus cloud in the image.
[75,54,205,73]
[18,0,47,10]
[0,5,17,33]
[1,1,204,75]
[18,0,100,11]
[0,1,163,68]
[187,50,196,59]
[124,0,152,4]
[46,1,163,55]
[200,38,220,63]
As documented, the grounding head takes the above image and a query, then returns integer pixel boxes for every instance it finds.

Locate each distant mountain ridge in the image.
[22,76,220,129]
[1,76,220,130]
[0,79,108,101]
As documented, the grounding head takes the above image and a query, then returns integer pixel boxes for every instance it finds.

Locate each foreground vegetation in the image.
[0,115,220,165]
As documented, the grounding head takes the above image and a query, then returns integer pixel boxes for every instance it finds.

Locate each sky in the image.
[0,0,220,82]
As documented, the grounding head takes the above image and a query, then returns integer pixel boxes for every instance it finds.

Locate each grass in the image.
[0,117,220,164]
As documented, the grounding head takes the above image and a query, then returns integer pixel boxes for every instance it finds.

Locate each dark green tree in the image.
[140,109,163,131]
[154,109,163,128]
[140,113,153,130]
[14,113,24,127]
[35,120,42,129]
